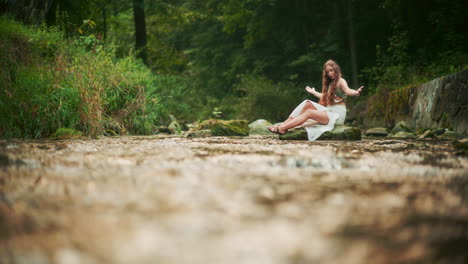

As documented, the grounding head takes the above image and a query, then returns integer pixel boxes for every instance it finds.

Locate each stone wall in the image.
[349,69,468,135]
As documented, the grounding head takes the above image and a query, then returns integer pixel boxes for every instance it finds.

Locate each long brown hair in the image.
[319,60,342,106]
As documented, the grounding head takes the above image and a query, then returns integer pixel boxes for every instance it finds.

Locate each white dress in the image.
[289,100,347,141]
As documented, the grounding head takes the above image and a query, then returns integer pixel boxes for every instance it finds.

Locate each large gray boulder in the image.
[359,69,468,135]
[279,125,361,141]
[414,70,468,135]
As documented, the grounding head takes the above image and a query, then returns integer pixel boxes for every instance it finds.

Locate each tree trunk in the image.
[102,4,107,40]
[45,0,58,27]
[133,0,147,65]
[346,0,359,89]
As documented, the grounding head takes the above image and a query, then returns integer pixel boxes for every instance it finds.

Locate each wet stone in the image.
[438,130,464,141]
[392,131,417,139]
[419,130,434,139]
[364,127,389,137]
[279,125,361,141]
[187,129,212,138]
[249,119,273,136]
[391,121,411,134]
[0,136,467,264]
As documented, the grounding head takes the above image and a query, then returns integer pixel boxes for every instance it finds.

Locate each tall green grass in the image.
[0,16,163,138]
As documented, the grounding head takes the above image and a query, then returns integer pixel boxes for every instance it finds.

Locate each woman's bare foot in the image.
[277,125,287,135]
[267,124,287,135]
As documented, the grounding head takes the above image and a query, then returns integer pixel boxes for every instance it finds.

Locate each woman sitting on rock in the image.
[268,59,363,141]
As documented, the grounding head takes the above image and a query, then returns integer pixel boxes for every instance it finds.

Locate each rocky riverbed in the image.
[1,136,467,264]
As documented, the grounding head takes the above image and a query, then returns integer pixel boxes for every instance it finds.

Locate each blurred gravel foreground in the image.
[1,136,467,264]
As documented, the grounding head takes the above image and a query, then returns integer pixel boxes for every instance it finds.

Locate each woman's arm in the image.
[339,78,363,96]
[305,86,323,99]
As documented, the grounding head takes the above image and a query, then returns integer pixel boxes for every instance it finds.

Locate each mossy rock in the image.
[364,127,389,137]
[392,131,417,139]
[156,126,172,134]
[279,129,308,141]
[453,138,468,156]
[418,130,434,139]
[198,119,249,136]
[433,129,446,136]
[391,121,411,134]
[248,119,273,136]
[319,125,362,140]
[168,121,182,134]
[280,125,361,141]
[104,130,118,136]
[187,129,212,138]
[438,130,464,141]
[453,138,468,150]
[49,128,84,140]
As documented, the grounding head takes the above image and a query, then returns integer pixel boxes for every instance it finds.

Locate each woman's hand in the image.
[305,86,316,95]
[356,86,364,96]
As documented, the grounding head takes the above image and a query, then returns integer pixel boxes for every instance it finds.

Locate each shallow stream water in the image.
[1,136,467,264]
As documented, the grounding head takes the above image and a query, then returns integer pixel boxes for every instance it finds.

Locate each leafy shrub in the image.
[360,23,467,95]
[147,74,192,124]
[0,16,163,138]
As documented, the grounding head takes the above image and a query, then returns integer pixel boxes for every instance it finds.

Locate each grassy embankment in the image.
[0,16,176,138]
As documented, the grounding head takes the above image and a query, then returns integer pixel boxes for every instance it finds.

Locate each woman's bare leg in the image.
[299,101,319,114]
[278,109,329,133]
[274,101,318,127]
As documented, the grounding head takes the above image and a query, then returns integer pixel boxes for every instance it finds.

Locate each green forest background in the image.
[1,0,467,138]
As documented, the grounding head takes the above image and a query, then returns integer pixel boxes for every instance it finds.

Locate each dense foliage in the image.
[0,17,165,138]
[1,0,466,137]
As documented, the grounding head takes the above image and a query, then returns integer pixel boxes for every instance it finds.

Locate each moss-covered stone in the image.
[418,130,434,139]
[453,138,468,149]
[198,119,249,136]
[280,125,361,141]
[168,121,182,134]
[279,129,308,140]
[156,126,171,134]
[391,121,411,134]
[433,129,446,136]
[104,130,117,136]
[364,127,388,137]
[49,128,84,140]
[438,130,464,140]
[366,86,418,128]
[187,129,212,138]
[360,69,468,136]
[319,125,362,140]
[453,138,468,156]
[392,131,417,139]
[248,119,273,136]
